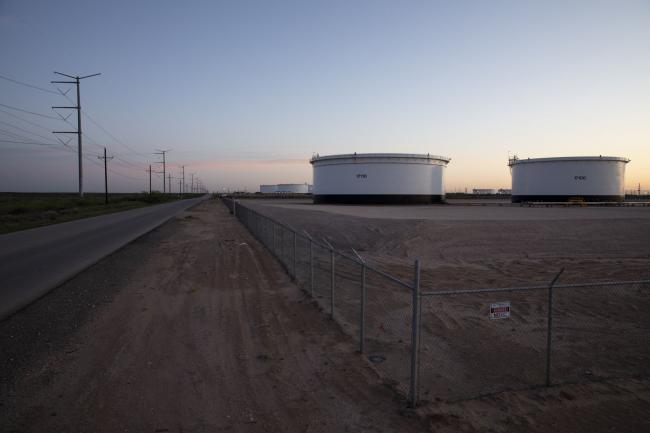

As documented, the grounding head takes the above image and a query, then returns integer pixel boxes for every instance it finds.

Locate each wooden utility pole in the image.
[52,71,101,198]
[98,147,113,204]
[168,172,172,195]
[147,165,152,194]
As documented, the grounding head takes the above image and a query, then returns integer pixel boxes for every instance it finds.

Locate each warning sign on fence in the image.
[489,301,511,320]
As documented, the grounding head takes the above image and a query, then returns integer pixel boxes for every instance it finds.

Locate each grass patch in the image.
[0,192,203,234]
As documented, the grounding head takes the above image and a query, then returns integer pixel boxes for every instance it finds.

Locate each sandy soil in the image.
[0,200,426,433]
[237,199,650,432]
[244,199,650,286]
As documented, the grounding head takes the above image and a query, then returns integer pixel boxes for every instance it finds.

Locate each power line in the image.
[0,102,62,120]
[56,88,155,175]
[82,153,147,181]
[56,88,152,162]
[0,128,30,140]
[1,72,154,188]
[0,119,60,144]
[0,138,62,146]
[0,132,68,152]
[0,73,60,95]
[81,110,152,160]
[0,107,61,133]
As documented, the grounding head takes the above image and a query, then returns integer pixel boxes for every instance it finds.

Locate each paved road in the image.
[0,196,207,320]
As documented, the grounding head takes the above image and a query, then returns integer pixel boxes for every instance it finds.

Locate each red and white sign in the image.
[489,301,511,320]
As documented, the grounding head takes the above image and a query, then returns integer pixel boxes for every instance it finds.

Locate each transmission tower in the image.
[51,71,101,198]
[154,149,172,193]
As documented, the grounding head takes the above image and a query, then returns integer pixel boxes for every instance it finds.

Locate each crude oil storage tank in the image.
[259,184,277,193]
[310,153,451,204]
[508,156,629,203]
[276,183,309,193]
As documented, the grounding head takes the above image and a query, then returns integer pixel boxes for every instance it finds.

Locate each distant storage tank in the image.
[276,183,309,193]
[310,153,451,204]
[260,184,277,193]
[508,156,630,202]
[473,188,498,195]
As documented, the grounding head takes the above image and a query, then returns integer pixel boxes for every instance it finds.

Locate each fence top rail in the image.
[224,197,416,289]
[364,264,415,289]
[420,279,650,297]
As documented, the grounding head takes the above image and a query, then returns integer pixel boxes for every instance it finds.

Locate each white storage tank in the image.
[260,184,277,193]
[508,156,630,202]
[276,183,309,193]
[310,153,451,204]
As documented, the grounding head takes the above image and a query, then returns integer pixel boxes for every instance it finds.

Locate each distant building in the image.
[473,188,498,195]
[497,188,512,195]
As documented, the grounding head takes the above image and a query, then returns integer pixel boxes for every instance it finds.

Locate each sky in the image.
[0,0,648,193]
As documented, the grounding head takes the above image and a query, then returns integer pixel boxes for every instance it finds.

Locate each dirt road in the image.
[0,200,424,432]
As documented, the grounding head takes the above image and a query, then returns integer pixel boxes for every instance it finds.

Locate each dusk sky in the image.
[1,0,648,193]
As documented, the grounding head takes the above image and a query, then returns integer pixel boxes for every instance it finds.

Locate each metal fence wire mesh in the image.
[551,281,650,385]
[223,198,650,406]
[419,288,548,401]
[363,267,413,395]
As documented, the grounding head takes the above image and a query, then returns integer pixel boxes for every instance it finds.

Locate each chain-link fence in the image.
[223,198,650,406]
[417,278,650,402]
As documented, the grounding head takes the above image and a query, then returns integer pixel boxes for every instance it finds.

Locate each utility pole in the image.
[190,173,195,194]
[52,71,101,198]
[179,178,182,196]
[154,149,171,193]
[98,147,114,204]
[146,165,152,194]
[181,165,185,196]
[168,172,172,195]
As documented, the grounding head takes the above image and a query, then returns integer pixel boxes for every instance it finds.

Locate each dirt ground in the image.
[236,198,650,432]
[0,200,427,433]
[244,199,650,287]
[2,198,648,433]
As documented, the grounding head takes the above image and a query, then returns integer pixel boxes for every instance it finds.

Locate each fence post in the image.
[352,248,367,354]
[293,231,297,280]
[409,259,421,407]
[309,238,314,297]
[360,263,366,353]
[545,268,565,387]
[330,248,335,318]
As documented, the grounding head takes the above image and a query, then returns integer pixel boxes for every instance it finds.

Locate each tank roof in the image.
[310,153,451,164]
[508,156,630,166]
